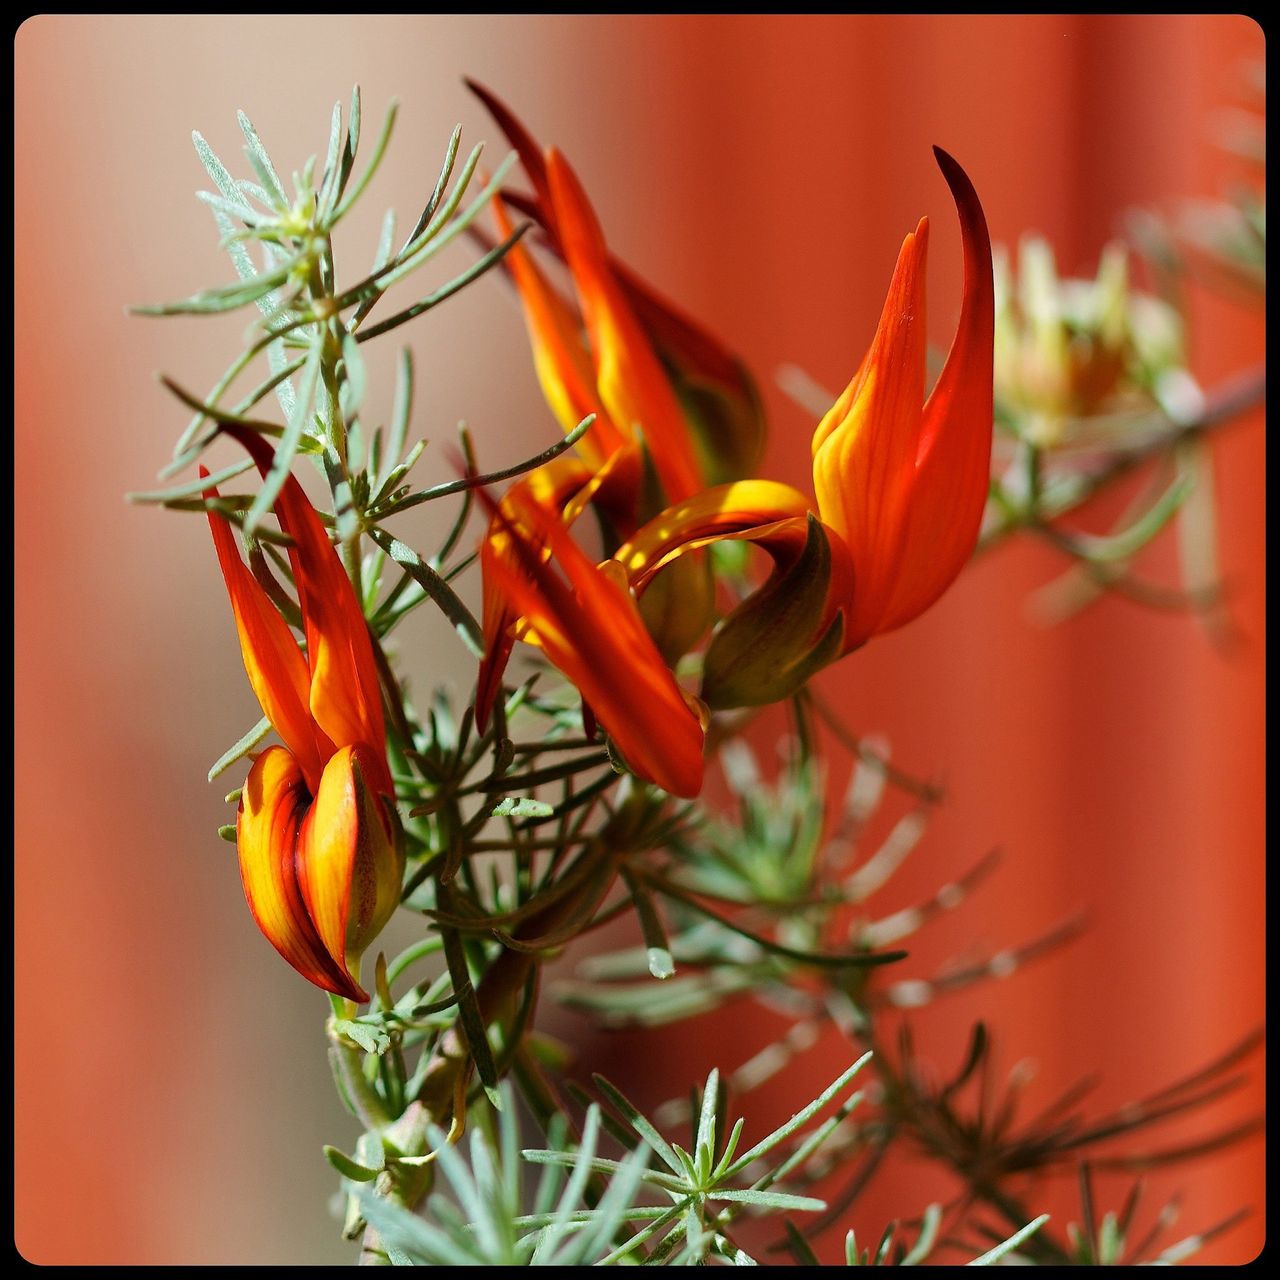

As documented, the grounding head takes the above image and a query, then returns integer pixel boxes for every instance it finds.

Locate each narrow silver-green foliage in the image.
[352,1087,653,1266]
[518,1061,868,1265]
[965,1216,1051,1266]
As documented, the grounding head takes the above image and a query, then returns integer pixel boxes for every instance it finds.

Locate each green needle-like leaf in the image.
[966,1215,1051,1265]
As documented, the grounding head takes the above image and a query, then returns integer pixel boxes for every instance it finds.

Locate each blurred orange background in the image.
[15,14,1263,1265]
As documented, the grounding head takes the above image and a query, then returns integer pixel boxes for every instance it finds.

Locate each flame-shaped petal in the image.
[204,472,330,792]
[476,455,594,730]
[491,197,626,471]
[219,425,390,793]
[811,218,930,648]
[467,78,765,483]
[547,149,704,504]
[876,147,994,631]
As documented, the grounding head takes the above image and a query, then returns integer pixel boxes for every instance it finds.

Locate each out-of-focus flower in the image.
[480,486,706,799]
[205,427,402,1001]
[994,237,1190,446]
[469,79,766,486]
[613,148,994,703]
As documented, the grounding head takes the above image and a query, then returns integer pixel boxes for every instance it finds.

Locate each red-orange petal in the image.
[475,456,594,730]
[492,197,627,471]
[811,218,931,649]
[237,746,367,1001]
[468,80,764,482]
[204,470,329,792]
[220,425,390,794]
[485,489,705,798]
[877,148,994,632]
[546,149,704,504]
[465,78,553,213]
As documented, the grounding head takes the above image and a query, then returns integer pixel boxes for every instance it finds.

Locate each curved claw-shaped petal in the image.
[237,747,368,1001]
[877,147,994,631]
[810,149,993,649]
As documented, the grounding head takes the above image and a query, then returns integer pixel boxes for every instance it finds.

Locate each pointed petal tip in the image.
[931,144,968,185]
[931,148,990,246]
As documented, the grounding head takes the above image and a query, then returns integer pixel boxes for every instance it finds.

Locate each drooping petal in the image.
[220,425,389,792]
[876,148,994,632]
[476,455,594,730]
[204,470,330,792]
[484,489,705,798]
[236,746,365,1000]
[811,218,931,649]
[547,149,704,504]
[295,744,402,997]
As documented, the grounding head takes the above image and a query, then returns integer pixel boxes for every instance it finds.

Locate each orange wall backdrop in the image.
[15,15,1263,1265]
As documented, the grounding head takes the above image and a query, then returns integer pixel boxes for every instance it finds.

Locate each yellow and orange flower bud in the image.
[480,487,706,799]
[205,426,402,1001]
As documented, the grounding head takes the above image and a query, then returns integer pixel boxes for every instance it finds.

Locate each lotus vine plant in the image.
[133,77,1264,1265]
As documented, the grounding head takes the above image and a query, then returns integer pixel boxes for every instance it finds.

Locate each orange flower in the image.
[490,146,704,506]
[480,486,706,799]
[811,147,993,649]
[610,148,993,703]
[205,426,402,1001]
[469,79,765,485]
[478,140,728,723]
